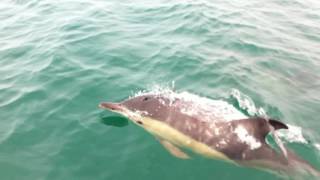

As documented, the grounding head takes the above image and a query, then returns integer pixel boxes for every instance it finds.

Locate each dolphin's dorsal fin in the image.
[233,117,288,139]
[267,119,289,158]
[159,140,190,159]
[231,117,289,149]
[268,119,288,130]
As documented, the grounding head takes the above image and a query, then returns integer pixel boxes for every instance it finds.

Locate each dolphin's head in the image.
[99,94,170,125]
[100,95,165,113]
[122,94,168,112]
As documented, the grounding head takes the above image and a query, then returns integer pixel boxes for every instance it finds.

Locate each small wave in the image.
[230,88,263,116]
[0,120,18,144]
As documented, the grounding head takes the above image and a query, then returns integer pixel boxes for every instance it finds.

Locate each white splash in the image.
[231,89,258,116]
[234,126,262,150]
[314,144,320,151]
[277,125,308,144]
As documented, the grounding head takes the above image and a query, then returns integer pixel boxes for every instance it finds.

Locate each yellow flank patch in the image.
[139,116,234,164]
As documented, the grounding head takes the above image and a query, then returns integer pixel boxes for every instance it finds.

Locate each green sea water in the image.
[1,0,320,179]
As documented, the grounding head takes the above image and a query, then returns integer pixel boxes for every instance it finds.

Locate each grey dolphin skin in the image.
[99,93,320,177]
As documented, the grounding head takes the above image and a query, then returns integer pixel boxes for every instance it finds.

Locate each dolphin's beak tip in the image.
[99,102,122,111]
[99,102,109,109]
[98,103,104,109]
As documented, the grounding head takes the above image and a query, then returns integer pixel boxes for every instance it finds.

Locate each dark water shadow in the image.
[100,115,129,127]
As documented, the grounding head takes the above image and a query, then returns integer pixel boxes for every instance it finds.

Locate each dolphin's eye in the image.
[143,97,149,101]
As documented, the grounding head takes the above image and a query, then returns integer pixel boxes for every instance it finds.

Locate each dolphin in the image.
[99,92,320,177]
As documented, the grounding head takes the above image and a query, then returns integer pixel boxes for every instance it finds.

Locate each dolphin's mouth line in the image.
[99,102,142,120]
[99,102,123,112]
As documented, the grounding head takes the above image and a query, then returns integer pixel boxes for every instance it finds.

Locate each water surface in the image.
[0,0,320,179]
